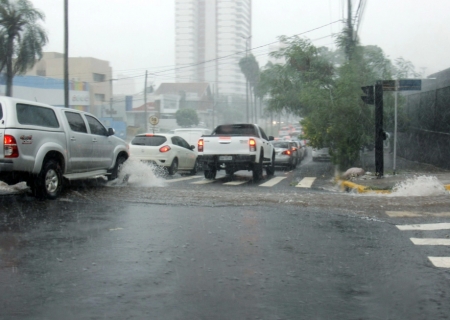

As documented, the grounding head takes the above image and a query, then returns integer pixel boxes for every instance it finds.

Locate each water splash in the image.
[0,181,28,193]
[389,175,448,197]
[116,158,166,187]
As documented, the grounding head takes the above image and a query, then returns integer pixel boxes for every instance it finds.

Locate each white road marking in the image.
[223,180,248,186]
[259,177,287,187]
[191,176,227,184]
[428,257,450,268]
[396,223,450,231]
[191,179,217,184]
[165,176,202,183]
[410,238,450,246]
[387,211,450,217]
[296,177,316,188]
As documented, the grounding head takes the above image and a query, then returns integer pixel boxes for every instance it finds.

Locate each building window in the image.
[93,73,106,82]
[95,94,105,102]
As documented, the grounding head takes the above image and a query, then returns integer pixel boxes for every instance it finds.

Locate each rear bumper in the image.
[201,154,256,171]
[274,156,293,165]
[0,160,31,184]
[0,159,14,172]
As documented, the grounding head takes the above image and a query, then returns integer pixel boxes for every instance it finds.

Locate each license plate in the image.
[219,156,232,161]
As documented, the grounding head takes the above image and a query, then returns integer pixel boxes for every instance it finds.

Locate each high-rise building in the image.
[175,0,252,98]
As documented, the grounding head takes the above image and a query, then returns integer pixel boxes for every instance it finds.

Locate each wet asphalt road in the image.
[1,196,450,319]
[2,153,450,319]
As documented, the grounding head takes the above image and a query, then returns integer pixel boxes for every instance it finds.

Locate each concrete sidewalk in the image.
[338,150,450,194]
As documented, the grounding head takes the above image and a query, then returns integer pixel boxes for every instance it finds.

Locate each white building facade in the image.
[175,0,252,98]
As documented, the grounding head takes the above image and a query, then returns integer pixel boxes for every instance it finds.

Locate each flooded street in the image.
[2,157,450,319]
[2,176,450,319]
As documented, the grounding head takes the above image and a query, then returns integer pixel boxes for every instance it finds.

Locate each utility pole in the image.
[345,0,355,61]
[245,40,249,123]
[109,78,113,117]
[374,81,384,178]
[144,70,148,132]
[64,0,69,108]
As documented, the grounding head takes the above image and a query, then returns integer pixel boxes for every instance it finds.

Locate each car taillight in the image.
[291,147,297,151]
[198,139,204,152]
[249,138,256,152]
[282,150,291,155]
[159,145,171,153]
[4,135,19,158]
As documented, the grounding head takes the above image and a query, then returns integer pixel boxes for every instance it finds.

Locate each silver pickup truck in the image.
[0,96,129,199]
[197,123,275,180]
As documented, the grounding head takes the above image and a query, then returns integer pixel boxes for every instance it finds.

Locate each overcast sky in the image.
[30,0,450,93]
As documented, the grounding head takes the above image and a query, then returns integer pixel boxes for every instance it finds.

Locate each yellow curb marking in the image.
[338,180,391,194]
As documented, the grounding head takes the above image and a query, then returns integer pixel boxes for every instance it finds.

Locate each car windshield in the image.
[131,135,167,146]
[2,1,450,319]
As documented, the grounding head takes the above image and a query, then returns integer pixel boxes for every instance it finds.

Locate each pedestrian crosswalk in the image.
[396,221,450,269]
[165,174,319,189]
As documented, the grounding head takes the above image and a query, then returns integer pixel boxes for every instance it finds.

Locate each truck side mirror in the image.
[107,128,115,136]
[269,136,274,141]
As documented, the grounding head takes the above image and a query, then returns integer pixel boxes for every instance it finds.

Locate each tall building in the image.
[175,0,252,98]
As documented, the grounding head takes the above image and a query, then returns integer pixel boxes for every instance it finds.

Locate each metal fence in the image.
[397,86,450,169]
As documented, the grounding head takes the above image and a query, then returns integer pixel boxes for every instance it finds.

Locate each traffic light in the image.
[361,86,374,105]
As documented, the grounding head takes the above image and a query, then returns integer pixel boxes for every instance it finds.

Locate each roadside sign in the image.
[382,80,396,91]
[149,115,159,125]
[398,79,421,91]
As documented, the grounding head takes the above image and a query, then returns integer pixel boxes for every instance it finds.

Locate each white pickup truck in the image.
[0,97,129,199]
[197,123,275,180]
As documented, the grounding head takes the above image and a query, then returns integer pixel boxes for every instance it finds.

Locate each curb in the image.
[338,180,391,194]
[338,179,450,194]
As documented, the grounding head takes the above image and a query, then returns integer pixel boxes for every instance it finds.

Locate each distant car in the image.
[300,140,308,157]
[290,140,303,164]
[271,140,297,169]
[290,139,306,161]
[129,133,198,175]
[312,147,331,161]
[171,128,212,169]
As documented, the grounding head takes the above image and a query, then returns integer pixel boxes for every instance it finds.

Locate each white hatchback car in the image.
[129,133,198,175]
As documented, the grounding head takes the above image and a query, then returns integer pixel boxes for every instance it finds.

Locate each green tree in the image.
[260,36,334,117]
[175,108,199,127]
[0,0,47,96]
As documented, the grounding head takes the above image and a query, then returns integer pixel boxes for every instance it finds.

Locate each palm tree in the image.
[239,54,259,122]
[0,0,48,96]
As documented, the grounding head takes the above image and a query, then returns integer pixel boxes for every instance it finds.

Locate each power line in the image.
[152,20,342,77]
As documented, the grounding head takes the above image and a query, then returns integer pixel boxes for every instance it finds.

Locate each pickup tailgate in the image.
[202,136,254,155]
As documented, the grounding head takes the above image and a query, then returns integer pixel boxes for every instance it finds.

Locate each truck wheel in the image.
[168,158,178,175]
[204,169,216,179]
[108,155,127,181]
[33,159,63,200]
[266,152,275,176]
[252,152,263,181]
